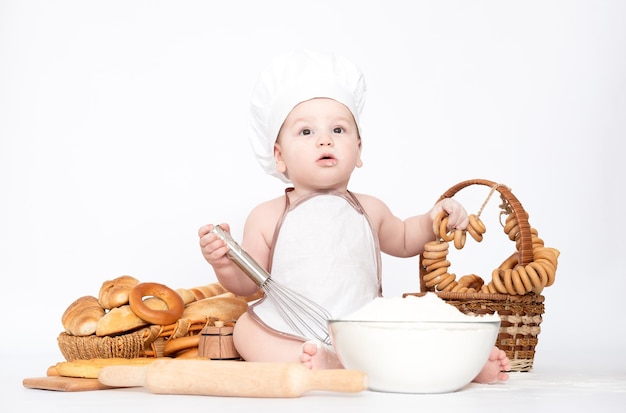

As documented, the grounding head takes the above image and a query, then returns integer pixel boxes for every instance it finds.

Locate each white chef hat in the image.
[248,50,367,183]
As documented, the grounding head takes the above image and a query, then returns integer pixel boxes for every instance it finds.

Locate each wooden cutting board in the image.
[22,376,115,392]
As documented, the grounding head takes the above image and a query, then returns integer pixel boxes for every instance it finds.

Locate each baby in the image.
[199,50,509,383]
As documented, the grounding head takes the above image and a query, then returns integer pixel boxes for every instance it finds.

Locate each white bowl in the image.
[328,319,500,393]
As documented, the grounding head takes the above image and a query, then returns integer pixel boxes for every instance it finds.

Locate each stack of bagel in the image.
[422,210,559,295]
[59,275,262,360]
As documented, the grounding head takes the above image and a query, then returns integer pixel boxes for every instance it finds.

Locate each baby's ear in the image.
[356,139,363,168]
[273,144,287,174]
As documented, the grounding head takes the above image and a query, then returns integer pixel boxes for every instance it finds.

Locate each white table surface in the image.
[6,354,625,413]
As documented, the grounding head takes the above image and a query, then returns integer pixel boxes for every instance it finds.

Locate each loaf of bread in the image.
[61,296,106,336]
[98,275,140,309]
[95,297,168,336]
[176,288,197,305]
[53,357,160,378]
[176,282,229,305]
[181,292,248,323]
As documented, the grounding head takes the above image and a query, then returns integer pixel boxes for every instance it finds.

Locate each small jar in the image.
[198,322,240,360]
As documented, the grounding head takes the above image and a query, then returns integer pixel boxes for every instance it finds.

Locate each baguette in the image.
[53,357,160,379]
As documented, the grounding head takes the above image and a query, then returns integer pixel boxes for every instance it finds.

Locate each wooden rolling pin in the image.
[98,358,367,397]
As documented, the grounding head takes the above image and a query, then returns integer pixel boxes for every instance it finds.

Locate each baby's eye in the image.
[332,127,344,134]
[299,129,312,136]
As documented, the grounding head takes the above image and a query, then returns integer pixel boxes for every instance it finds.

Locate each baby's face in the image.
[274,98,362,191]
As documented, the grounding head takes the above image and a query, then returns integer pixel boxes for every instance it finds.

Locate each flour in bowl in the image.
[340,293,499,322]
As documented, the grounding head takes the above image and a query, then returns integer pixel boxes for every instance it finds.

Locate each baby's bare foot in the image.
[473,347,511,384]
[300,341,344,370]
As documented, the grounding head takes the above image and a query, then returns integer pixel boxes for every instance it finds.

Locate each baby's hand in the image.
[198,223,233,267]
[430,198,469,231]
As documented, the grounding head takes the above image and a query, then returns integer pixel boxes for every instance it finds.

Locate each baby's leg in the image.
[233,312,307,363]
[233,312,343,369]
[472,346,511,384]
[300,341,344,370]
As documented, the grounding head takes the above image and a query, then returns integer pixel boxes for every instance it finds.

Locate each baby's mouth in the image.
[316,153,338,166]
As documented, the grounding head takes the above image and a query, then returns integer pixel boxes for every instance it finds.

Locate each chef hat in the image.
[248,50,367,183]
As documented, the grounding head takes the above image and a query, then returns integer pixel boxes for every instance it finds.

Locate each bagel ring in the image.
[432,211,446,236]
[422,249,449,260]
[466,223,483,242]
[457,274,484,291]
[129,282,185,325]
[453,229,466,249]
[439,217,455,242]
[424,240,449,253]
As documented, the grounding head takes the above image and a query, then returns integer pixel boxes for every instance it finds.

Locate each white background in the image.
[1,0,625,395]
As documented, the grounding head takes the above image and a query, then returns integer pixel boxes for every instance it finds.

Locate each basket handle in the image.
[436,179,533,266]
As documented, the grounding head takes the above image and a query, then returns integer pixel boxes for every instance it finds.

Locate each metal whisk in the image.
[210,225,332,345]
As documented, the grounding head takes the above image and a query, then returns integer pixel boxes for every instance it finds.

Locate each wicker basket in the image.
[404,178,558,372]
[57,318,240,361]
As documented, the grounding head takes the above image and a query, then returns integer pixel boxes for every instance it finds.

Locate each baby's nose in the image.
[317,133,334,146]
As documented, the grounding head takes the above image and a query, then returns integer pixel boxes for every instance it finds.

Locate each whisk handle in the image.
[210,225,270,287]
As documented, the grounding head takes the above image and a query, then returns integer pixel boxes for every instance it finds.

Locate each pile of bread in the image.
[59,275,261,359]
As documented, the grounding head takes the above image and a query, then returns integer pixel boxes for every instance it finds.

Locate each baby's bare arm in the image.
[355,193,467,258]
[198,223,258,295]
[198,196,285,296]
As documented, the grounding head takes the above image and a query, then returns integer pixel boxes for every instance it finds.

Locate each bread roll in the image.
[98,275,140,309]
[61,295,106,336]
[95,297,168,336]
[176,282,229,304]
[181,292,248,323]
[176,288,197,305]
[191,283,228,300]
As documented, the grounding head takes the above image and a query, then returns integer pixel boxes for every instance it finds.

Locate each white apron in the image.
[249,189,382,341]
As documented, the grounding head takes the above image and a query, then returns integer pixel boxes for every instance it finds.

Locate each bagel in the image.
[524,264,543,291]
[129,282,185,325]
[423,266,448,287]
[511,268,528,295]
[499,252,519,271]
[421,256,446,267]
[503,214,518,234]
[514,264,533,293]
[528,262,549,289]
[432,211,446,236]
[422,250,449,260]
[457,274,484,291]
[466,223,483,242]
[503,268,516,295]
[426,259,451,273]
[507,224,520,241]
[491,269,508,294]
[439,217,455,242]
[437,273,457,291]
[468,214,486,234]
[453,229,466,249]
[424,240,449,252]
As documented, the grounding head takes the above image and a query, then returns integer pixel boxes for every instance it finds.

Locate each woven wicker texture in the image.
[405,178,558,372]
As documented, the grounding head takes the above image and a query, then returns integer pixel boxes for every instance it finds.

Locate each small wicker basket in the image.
[57,317,240,361]
[404,178,558,372]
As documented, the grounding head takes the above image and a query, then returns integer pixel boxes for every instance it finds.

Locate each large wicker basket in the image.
[404,178,558,372]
